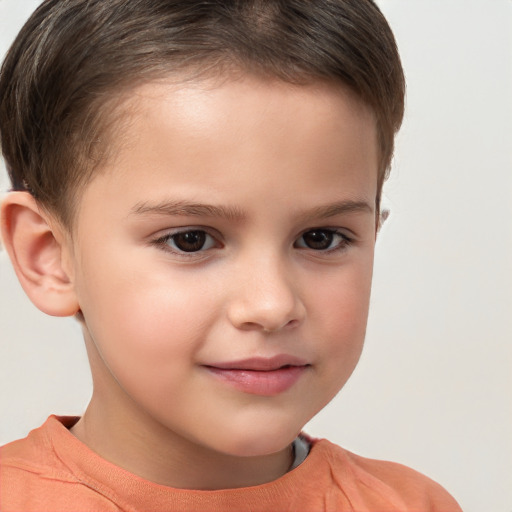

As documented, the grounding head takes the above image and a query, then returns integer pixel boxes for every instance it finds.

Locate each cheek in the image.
[310,259,374,385]
[314,256,373,329]
[76,255,219,387]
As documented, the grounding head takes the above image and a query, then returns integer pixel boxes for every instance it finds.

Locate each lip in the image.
[203,355,310,396]
[207,355,309,371]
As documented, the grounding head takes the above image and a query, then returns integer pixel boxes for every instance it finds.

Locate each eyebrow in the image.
[131,200,246,221]
[130,199,374,221]
[298,200,374,222]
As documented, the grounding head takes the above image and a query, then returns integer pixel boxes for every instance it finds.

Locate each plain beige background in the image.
[1,1,511,511]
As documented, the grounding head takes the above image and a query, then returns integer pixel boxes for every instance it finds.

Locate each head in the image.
[0,0,405,487]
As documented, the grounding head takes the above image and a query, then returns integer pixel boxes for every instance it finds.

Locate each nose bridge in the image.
[227,248,304,332]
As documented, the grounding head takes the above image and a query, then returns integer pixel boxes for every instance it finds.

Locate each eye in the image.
[295,229,350,251]
[160,230,217,253]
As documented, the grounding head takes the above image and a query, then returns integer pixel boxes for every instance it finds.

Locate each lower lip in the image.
[205,366,307,396]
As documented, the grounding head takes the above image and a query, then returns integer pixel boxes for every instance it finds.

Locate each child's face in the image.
[67,76,378,460]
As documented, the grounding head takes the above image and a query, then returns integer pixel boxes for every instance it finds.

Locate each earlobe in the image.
[0,192,80,317]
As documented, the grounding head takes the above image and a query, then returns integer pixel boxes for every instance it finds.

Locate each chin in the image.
[212,419,302,458]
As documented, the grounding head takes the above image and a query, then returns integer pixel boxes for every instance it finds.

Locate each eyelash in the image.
[152,227,353,257]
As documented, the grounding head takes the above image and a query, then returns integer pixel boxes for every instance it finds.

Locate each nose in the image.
[226,255,306,333]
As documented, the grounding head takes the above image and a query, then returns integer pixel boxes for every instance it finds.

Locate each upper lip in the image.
[205,355,309,371]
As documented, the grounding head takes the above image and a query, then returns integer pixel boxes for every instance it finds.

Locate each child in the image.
[0,0,462,510]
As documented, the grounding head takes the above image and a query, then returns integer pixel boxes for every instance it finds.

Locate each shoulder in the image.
[306,436,463,511]
[1,418,57,476]
[0,416,120,512]
[1,416,77,475]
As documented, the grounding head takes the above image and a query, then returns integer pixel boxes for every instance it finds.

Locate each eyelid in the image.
[153,225,222,240]
[296,226,355,241]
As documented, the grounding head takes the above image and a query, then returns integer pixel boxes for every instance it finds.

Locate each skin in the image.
[3,75,379,490]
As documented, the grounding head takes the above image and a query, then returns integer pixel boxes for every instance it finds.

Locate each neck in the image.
[71,392,293,490]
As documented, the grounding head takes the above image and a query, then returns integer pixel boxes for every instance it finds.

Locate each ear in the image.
[376,208,390,236]
[1,192,80,317]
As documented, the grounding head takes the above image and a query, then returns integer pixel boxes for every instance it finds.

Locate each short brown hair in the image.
[0,0,405,227]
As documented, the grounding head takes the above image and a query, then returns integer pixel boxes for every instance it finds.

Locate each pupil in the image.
[304,230,333,250]
[174,231,206,252]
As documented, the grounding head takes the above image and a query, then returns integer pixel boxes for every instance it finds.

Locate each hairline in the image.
[57,65,385,233]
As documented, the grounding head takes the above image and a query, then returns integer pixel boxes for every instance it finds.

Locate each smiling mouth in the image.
[203,357,310,396]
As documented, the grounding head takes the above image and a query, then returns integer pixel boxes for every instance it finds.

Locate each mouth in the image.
[203,356,310,396]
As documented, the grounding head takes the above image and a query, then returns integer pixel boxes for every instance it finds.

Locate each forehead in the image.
[75,75,378,226]
[124,75,376,136]
[112,75,377,167]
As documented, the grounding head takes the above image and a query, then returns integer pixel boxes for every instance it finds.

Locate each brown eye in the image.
[301,230,333,250]
[295,229,349,251]
[169,230,213,252]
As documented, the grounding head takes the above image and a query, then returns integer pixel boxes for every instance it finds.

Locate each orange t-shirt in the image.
[0,416,461,511]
